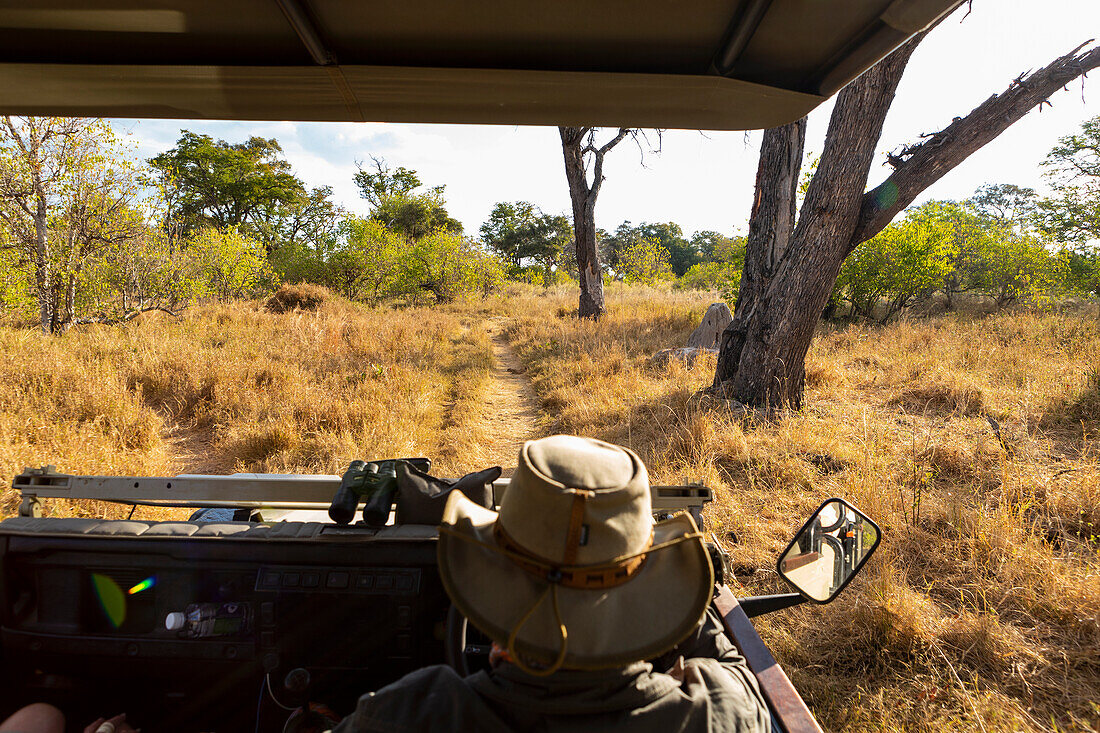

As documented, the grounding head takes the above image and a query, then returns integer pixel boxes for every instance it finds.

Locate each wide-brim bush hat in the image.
[438,435,712,675]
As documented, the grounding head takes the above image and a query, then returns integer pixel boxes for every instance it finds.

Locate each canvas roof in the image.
[0,0,961,130]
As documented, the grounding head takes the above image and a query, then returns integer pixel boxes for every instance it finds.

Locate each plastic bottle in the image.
[165,602,252,638]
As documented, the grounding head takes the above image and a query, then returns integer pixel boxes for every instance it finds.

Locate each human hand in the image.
[83,713,139,733]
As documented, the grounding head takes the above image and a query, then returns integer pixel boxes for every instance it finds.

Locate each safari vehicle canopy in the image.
[1,0,961,129]
[0,1,958,731]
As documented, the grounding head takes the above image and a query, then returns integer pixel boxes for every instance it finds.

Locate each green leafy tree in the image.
[404,232,505,303]
[83,228,204,319]
[1036,115,1100,246]
[909,200,997,309]
[184,228,278,300]
[601,221,699,277]
[980,234,1063,308]
[618,238,672,285]
[679,233,746,299]
[836,214,957,321]
[1058,249,1100,297]
[970,183,1038,225]
[253,184,342,256]
[147,132,305,245]
[0,116,145,333]
[354,157,461,241]
[353,157,423,207]
[480,201,573,283]
[325,217,406,302]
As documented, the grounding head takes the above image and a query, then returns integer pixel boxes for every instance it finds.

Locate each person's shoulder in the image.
[679,658,771,732]
[336,665,502,733]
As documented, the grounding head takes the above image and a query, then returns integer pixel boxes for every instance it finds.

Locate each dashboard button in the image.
[356,574,374,589]
[260,602,275,626]
[326,571,349,589]
[302,572,319,588]
[282,572,300,588]
[260,572,280,588]
[395,574,413,591]
[376,575,393,590]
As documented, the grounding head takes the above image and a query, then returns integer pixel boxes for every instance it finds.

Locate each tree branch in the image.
[67,306,185,328]
[851,41,1100,246]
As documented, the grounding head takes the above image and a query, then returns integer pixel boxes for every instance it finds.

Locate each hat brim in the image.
[438,491,713,669]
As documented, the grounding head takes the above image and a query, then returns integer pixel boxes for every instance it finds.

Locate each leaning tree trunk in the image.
[712,36,1100,411]
[714,117,807,407]
[713,38,919,408]
[560,127,605,319]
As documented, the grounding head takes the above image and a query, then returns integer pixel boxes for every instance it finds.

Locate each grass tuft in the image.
[264,282,331,313]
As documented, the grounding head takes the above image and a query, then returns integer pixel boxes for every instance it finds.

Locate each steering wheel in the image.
[443,605,493,676]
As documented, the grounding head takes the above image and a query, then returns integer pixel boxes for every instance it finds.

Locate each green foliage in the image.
[354,157,461,241]
[147,132,304,240]
[371,191,462,241]
[353,158,423,208]
[678,233,745,300]
[480,201,573,283]
[837,214,957,321]
[1036,115,1100,246]
[82,230,202,317]
[0,117,146,331]
[970,183,1038,224]
[835,195,1072,320]
[404,232,505,303]
[981,234,1063,307]
[0,245,32,314]
[276,216,503,305]
[1059,249,1100,298]
[184,228,278,300]
[911,200,996,303]
[324,218,407,302]
[601,221,700,277]
[617,238,672,285]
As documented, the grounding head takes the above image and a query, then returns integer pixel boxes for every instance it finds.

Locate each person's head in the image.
[438,434,713,675]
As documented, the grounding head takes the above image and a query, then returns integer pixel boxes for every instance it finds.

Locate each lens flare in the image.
[875,180,899,209]
[91,573,126,629]
[128,576,156,595]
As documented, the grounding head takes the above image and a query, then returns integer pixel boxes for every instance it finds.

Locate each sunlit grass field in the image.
[1,285,1097,731]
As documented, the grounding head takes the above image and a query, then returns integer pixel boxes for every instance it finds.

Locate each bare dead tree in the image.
[559,126,646,319]
[712,37,1100,410]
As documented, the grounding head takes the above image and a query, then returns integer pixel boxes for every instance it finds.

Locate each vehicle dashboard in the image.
[0,518,448,731]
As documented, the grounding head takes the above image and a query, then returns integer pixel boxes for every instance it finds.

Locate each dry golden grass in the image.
[0,295,497,518]
[1,284,1097,731]
[503,288,1100,733]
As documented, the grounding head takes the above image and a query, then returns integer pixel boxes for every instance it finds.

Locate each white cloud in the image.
[113,0,1099,237]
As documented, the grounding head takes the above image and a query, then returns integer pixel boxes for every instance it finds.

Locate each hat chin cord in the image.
[506,583,568,677]
[438,523,706,677]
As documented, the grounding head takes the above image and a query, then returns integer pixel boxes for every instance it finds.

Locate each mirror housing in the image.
[776,498,881,604]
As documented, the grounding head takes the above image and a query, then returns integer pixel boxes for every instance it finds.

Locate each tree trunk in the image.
[713,38,918,408]
[560,127,605,319]
[33,201,52,335]
[713,117,807,406]
[711,36,1100,411]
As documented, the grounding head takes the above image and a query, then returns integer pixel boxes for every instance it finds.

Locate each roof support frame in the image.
[712,0,773,77]
[274,0,364,120]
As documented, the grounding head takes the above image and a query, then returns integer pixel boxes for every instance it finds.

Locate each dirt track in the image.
[478,323,541,476]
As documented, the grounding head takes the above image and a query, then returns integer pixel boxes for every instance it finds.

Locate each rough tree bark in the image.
[712,37,1100,410]
[559,126,631,319]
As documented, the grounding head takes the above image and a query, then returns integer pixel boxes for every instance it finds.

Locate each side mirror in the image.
[777,498,881,603]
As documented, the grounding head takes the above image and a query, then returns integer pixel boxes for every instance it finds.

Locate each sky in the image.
[112,0,1100,238]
